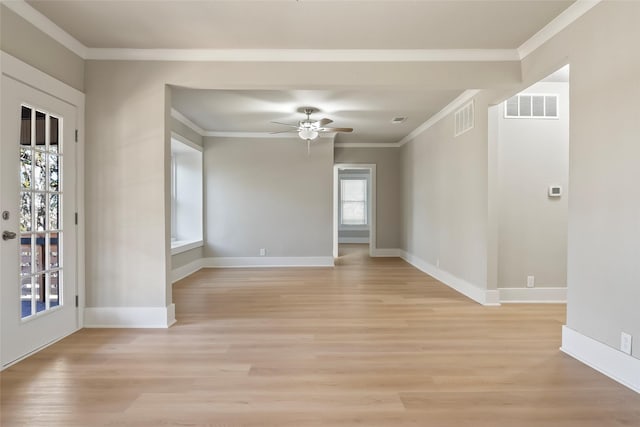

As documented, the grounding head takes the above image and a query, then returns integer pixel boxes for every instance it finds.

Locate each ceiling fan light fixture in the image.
[298,128,319,141]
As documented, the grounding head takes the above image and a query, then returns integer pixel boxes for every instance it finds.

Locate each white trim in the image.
[2,0,88,59]
[561,326,640,394]
[205,131,333,139]
[371,248,402,257]
[171,108,206,136]
[518,0,603,59]
[1,328,77,371]
[400,250,499,306]
[202,257,334,268]
[334,143,400,148]
[397,90,481,146]
[499,287,567,303]
[172,258,204,283]
[86,48,519,62]
[170,239,203,255]
[84,305,176,328]
[339,237,370,244]
[171,132,203,152]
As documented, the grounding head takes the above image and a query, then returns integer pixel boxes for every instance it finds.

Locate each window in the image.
[505,94,558,119]
[170,134,203,254]
[340,178,368,226]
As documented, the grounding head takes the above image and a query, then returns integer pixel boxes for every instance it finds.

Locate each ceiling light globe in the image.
[298,128,319,140]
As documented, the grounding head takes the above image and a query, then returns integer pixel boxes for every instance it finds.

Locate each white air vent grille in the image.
[391,116,407,124]
[505,94,558,119]
[454,100,474,137]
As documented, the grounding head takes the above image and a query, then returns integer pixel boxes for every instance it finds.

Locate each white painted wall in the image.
[497,81,569,289]
[203,137,333,258]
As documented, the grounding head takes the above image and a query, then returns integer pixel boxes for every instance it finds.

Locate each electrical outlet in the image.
[526,275,535,288]
[621,332,632,355]
[259,248,266,257]
[436,258,440,268]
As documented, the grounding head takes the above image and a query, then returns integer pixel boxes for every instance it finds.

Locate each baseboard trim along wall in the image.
[499,287,567,303]
[84,304,176,328]
[400,250,500,306]
[371,248,403,257]
[172,258,204,283]
[202,256,335,268]
[338,237,370,244]
[561,325,640,394]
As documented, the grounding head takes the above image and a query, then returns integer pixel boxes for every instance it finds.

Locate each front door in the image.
[1,75,78,367]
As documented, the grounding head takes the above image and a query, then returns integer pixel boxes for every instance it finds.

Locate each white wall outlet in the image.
[621,332,632,355]
[259,248,266,257]
[526,275,535,288]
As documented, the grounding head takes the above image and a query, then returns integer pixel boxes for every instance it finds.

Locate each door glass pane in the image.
[18,106,65,319]
[35,111,46,146]
[21,106,32,145]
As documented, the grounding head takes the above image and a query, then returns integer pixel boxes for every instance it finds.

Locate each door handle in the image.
[2,231,17,240]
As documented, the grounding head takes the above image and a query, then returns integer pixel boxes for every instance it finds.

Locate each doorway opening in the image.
[489,64,570,303]
[333,164,376,259]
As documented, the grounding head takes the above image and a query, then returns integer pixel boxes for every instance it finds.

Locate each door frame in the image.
[333,163,376,258]
[0,52,85,368]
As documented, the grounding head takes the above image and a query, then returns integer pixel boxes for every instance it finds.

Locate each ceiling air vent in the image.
[454,100,474,137]
[391,116,407,124]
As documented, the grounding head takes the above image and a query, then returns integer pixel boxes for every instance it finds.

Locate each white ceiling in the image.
[23,0,576,145]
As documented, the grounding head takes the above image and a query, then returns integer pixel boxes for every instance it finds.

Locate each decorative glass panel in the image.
[35,194,46,231]
[49,271,60,308]
[33,234,46,273]
[48,154,59,191]
[21,106,32,146]
[21,276,33,318]
[20,238,32,276]
[50,116,59,151]
[20,148,32,189]
[35,111,46,145]
[20,192,32,232]
[35,274,46,312]
[49,194,59,230]
[48,233,59,269]
[33,151,46,191]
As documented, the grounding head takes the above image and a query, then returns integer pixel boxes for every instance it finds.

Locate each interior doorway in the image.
[489,64,570,303]
[333,164,376,259]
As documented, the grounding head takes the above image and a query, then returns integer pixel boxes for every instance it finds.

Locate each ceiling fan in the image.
[271,107,353,153]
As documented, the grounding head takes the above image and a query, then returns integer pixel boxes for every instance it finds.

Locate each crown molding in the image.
[517,0,602,59]
[170,108,206,136]
[397,89,481,146]
[85,48,519,62]
[2,0,88,58]
[335,142,400,148]
[205,131,333,139]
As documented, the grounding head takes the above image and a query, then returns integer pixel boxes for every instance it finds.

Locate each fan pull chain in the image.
[307,139,311,156]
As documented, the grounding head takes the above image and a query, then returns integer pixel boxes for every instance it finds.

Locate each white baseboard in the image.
[339,237,370,244]
[172,258,204,283]
[371,248,402,257]
[202,256,334,268]
[84,304,176,328]
[499,286,567,303]
[561,326,640,394]
[400,250,499,306]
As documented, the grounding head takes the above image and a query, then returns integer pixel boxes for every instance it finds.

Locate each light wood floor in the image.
[2,244,639,426]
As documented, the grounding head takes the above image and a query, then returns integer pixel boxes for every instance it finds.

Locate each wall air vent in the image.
[505,94,559,119]
[454,100,474,137]
[391,116,407,124]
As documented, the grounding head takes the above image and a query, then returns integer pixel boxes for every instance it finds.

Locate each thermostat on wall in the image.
[548,185,562,197]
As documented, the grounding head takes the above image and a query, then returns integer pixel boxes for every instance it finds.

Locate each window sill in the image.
[171,239,203,255]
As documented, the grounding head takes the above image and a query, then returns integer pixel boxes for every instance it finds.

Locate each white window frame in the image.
[504,93,559,119]
[338,174,370,231]
[170,133,203,255]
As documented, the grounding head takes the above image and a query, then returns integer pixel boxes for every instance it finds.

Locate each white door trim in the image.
[333,163,377,258]
[0,52,85,367]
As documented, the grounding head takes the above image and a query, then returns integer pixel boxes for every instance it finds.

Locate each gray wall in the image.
[520,1,640,359]
[334,147,401,249]
[497,81,569,288]
[401,91,492,291]
[0,5,85,92]
[204,137,333,258]
[170,116,204,271]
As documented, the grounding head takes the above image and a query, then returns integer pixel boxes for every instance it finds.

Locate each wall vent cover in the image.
[454,100,474,137]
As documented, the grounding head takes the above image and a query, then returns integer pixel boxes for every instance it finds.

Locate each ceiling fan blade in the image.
[320,127,353,133]
[317,118,333,126]
[270,121,299,128]
[269,130,297,134]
